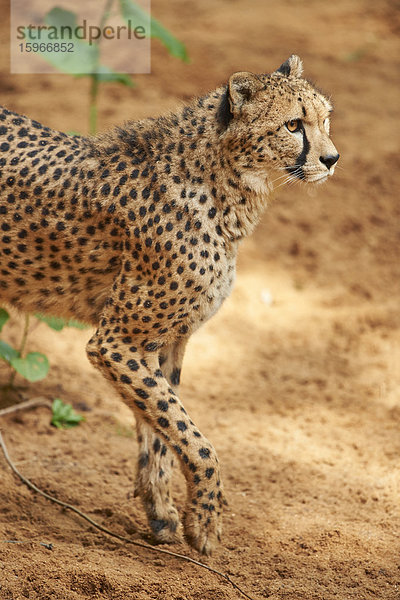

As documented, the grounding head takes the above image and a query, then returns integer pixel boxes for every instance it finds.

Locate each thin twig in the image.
[0,424,257,600]
[0,397,52,417]
[1,540,53,550]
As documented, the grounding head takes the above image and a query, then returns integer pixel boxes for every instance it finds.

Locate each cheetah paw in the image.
[183,508,222,555]
[149,505,184,544]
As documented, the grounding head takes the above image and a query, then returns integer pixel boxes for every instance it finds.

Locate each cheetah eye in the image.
[285,119,303,133]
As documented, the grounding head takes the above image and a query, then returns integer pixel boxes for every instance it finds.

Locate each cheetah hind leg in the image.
[134,340,188,544]
[134,418,183,544]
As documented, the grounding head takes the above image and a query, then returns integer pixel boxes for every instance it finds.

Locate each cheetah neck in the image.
[176,91,274,243]
[94,87,274,247]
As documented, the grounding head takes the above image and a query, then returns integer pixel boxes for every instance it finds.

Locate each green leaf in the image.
[119,0,189,62]
[41,7,134,81]
[35,314,66,331]
[95,66,135,87]
[51,398,85,429]
[46,6,76,30]
[0,308,10,333]
[65,319,91,330]
[52,397,64,416]
[22,7,143,84]
[29,7,137,83]
[0,340,19,363]
[149,16,189,62]
[10,352,49,382]
[35,314,90,331]
[39,8,99,74]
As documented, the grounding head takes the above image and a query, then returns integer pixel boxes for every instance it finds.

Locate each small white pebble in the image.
[261,289,273,306]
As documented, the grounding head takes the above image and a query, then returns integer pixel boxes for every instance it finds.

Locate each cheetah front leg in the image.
[133,340,189,543]
[87,334,224,555]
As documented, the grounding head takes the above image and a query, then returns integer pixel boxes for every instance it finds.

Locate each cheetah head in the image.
[219,55,339,187]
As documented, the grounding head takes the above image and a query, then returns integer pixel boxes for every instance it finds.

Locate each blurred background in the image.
[1,1,399,599]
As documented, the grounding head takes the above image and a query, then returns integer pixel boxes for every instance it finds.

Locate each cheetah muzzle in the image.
[0,55,339,554]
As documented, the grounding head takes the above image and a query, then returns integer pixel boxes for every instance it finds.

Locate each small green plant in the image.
[0,310,49,385]
[0,308,89,387]
[51,398,85,429]
[34,1,188,133]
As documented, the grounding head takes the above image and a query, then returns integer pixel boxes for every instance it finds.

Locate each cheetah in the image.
[0,55,339,554]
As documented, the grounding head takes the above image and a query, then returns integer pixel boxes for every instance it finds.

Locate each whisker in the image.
[272,161,340,190]
[271,172,296,184]
[272,165,305,190]
[272,179,289,190]
[273,174,299,190]
[287,176,301,188]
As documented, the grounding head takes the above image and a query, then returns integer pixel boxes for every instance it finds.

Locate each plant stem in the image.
[88,0,115,134]
[8,314,30,387]
[89,75,99,135]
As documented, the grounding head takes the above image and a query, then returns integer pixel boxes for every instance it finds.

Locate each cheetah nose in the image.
[319,153,340,170]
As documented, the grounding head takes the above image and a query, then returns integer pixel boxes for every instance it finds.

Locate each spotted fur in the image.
[0,56,338,554]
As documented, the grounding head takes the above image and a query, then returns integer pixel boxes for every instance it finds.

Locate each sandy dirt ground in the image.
[0,0,399,598]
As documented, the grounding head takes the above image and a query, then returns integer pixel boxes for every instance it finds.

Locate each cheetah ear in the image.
[228,72,264,114]
[276,55,303,78]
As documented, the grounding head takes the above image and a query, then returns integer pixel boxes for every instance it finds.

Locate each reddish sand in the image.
[0,1,399,598]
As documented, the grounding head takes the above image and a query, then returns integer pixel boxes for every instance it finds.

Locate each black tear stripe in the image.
[286,129,310,179]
